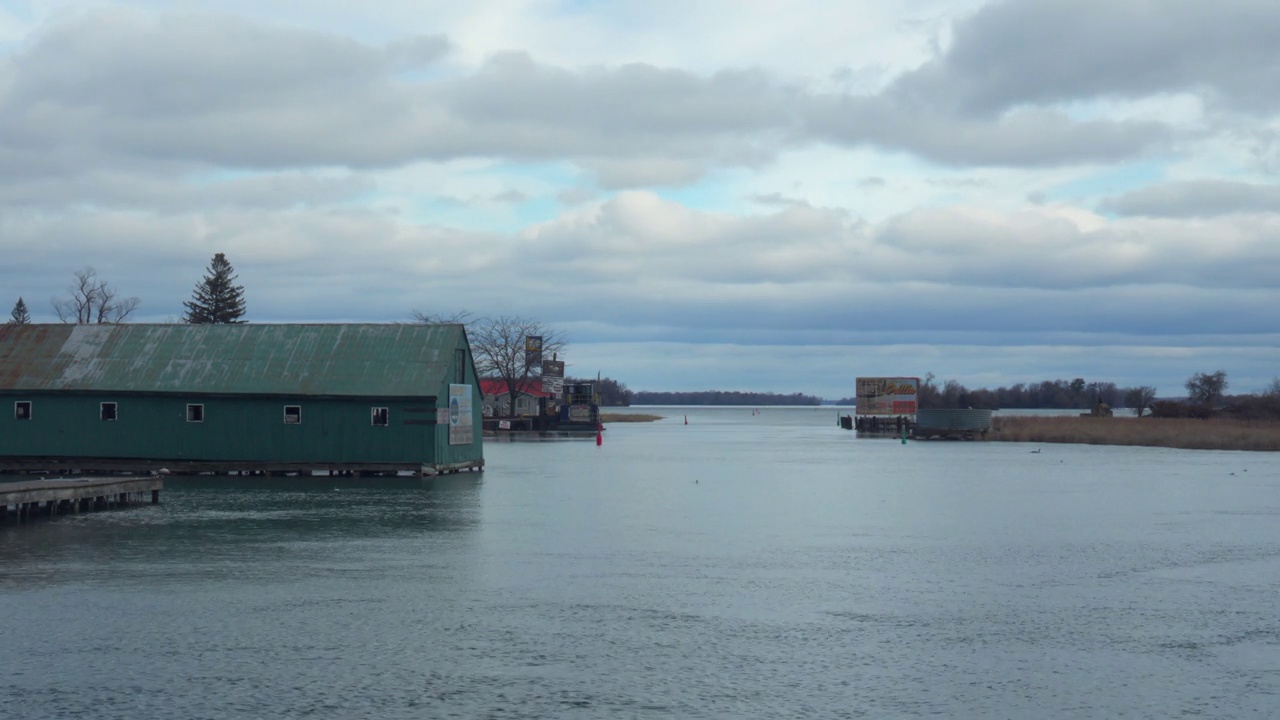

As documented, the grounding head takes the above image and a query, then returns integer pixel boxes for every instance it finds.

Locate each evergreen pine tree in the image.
[8,297,31,324]
[183,253,247,324]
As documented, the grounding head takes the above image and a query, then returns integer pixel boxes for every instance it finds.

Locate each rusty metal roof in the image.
[0,324,466,397]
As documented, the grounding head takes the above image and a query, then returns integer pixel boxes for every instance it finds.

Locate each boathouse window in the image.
[371,407,389,426]
[283,405,302,424]
[187,404,204,423]
[100,402,118,421]
[15,401,32,420]
[455,348,465,383]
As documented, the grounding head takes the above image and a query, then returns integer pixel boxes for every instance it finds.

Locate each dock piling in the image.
[2,477,162,524]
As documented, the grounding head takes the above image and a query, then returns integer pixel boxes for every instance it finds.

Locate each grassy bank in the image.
[991,415,1280,451]
[600,412,664,423]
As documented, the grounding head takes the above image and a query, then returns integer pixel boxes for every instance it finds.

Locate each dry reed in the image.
[599,412,664,423]
[990,416,1280,451]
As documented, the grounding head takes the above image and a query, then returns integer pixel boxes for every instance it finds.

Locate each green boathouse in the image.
[0,323,484,476]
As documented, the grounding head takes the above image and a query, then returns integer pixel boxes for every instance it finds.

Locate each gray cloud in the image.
[893,0,1280,115]
[445,52,792,141]
[0,170,370,211]
[750,192,809,207]
[514,192,1280,304]
[0,10,445,171]
[12,12,445,117]
[0,3,1207,199]
[584,157,707,189]
[0,11,795,195]
[1246,129,1280,173]
[1100,180,1280,218]
[804,91,1167,167]
[793,0,1280,165]
[7,182,1278,333]
[4,186,1279,397]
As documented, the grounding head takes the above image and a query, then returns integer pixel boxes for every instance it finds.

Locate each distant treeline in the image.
[569,376,634,407]
[609,370,1280,418]
[837,377,1131,410]
[632,390,823,406]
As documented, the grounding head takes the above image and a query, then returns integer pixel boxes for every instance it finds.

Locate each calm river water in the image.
[3,406,1279,718]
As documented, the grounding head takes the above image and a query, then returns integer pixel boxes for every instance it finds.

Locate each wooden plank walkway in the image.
[1,477,162,522]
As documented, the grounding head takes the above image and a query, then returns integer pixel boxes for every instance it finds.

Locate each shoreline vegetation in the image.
[594,409,1280,450]
[597,410,1280,450]
[990,416,1280,452]
[600,412,664,423]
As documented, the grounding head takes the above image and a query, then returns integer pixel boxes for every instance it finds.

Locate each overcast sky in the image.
[3,0,1278,399]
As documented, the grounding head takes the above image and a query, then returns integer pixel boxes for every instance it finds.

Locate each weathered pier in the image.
[1,476,162,523]
[838,408,995,440]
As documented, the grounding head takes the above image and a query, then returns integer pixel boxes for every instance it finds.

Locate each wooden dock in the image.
[1,476,162,523]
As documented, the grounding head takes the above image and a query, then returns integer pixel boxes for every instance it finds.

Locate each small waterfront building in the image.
[0,323,483,476]
[480,378,551,418]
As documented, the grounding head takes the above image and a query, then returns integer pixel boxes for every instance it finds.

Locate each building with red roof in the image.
[480,378,552,418]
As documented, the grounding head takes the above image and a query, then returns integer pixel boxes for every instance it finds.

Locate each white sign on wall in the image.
[449,384,474,445]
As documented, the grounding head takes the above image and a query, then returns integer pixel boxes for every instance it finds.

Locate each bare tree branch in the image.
[467,315,567,417]
[51,267,140,324]
[409,309,474,325]
[409,310,568,415]
[1124,385,1158,417]
[1186,370,1228,406]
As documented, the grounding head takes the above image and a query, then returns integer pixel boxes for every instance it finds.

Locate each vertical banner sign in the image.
[449,384,474,445]
[541,359,565,396]
[524,335,543,368]
[855,377,920,415]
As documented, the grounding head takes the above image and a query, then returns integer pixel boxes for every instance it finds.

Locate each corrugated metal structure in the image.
[913,408,993,440]
[0,324,484,476]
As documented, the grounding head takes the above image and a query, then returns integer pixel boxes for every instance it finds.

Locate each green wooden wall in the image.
[2,394,440,464]
[0,324,485,469]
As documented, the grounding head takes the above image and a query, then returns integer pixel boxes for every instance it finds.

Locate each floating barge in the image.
[842,413,915,437]
[838,408,994,440]
[482,381,602,439]
[1,476,162,523]
[912,409,993,440]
